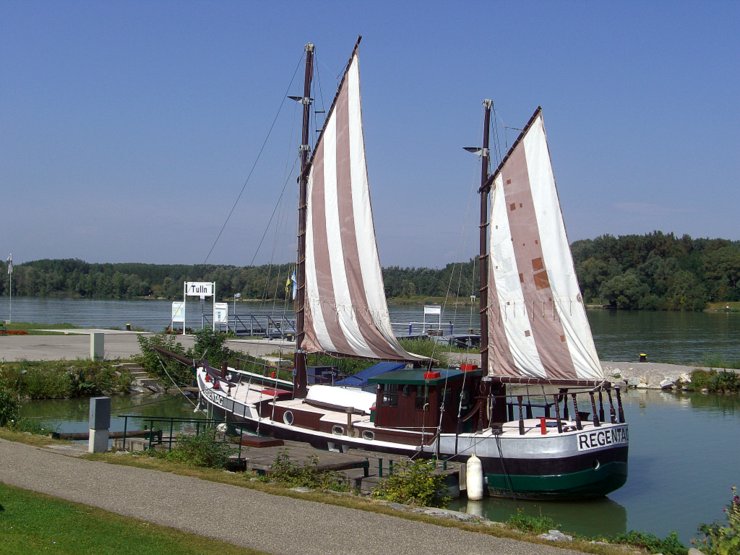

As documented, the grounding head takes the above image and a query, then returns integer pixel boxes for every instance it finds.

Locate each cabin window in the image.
[283,411,294,425]
[332,425,344,436]
[382,384,398,407]
[415,385,429,410]
[362,430,375,441]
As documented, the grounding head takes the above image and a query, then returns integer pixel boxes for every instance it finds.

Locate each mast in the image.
[477,100,492,375]
[294,42,314,399]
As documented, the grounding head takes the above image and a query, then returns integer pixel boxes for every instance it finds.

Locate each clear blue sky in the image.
[2,1,738,268]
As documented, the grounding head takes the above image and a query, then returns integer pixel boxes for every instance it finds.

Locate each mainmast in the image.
[294,42,314,399]
[477,99,492,376]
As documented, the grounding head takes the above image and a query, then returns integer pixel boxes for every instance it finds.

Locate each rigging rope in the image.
[203,52,305,264]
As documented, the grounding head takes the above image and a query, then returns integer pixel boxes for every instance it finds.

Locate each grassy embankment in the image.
[0,322,79,335]
[706,301,740,312]
[0,482,261,555]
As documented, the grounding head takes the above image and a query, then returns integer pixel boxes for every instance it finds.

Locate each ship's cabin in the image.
[368,368,483,433]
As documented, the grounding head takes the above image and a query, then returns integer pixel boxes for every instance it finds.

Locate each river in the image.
[3,296,739,364]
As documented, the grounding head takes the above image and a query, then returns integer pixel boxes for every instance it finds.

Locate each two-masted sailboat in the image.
[195,38,629,499]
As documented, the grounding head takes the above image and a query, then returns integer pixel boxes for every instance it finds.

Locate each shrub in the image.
[688,369,740,393]
[137,333,193,386]
[610,530,686,555]
[161,428,235,468]
[0,390,20,426]
[372,458,450,507]
[268,450,348,492]
[8,417,55,435]
[0,361,132,399]
[190,328,233,368]
[696,486,740,555]
[506,508,559,534]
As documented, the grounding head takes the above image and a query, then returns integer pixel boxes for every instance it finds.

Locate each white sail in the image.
[302,50,421,362]
[487,109,603,381]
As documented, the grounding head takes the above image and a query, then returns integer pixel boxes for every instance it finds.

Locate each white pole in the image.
[6,253,12,324]
[182,282,187,335]
[212,281,216,332]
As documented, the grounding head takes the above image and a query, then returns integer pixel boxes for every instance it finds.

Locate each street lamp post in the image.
[6,254,12,324]
[233,292,241,332]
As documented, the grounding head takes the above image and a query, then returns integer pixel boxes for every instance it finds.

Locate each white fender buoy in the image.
[466,454,484,501]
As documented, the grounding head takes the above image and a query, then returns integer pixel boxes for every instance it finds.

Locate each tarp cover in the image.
[335,362,405,387]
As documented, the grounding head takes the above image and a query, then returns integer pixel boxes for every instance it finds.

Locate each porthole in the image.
[362,430,375,441]
[283,411,294,425]
[332,425,344,436]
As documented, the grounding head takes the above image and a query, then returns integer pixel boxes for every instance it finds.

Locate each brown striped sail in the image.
[302,46,422,362]
[486,108,603,382]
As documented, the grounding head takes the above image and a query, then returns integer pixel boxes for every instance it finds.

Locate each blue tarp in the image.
[335,362,406,388]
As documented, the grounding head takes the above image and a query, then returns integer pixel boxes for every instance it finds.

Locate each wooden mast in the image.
[475,100,496,429]
[294,42,314,399]
[477,99,492,374]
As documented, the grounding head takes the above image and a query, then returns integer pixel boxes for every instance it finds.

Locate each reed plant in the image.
[0,360,131,399]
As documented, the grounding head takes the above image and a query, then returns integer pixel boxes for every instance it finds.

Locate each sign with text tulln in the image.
[185,282,213,297]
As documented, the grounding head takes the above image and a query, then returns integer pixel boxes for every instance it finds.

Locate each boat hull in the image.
[197,370,628,500]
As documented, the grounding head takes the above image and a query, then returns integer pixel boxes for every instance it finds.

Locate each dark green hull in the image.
[485,459,628,500]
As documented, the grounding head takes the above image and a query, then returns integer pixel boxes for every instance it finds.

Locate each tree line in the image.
[1,232,737,310]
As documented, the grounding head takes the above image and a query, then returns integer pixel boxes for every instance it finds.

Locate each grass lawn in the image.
[0,482,262,555]
[0,322,80,335]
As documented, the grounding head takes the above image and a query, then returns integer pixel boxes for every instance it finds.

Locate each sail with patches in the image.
[302,46,421,362]
[486,108,603,382]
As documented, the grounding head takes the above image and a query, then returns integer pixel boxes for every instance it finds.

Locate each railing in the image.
[503,386,626,435]
[199,313,297,339]
[117,415,247,463]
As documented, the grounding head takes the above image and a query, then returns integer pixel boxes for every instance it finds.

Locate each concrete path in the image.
[0,332,293,362]
[0,439,586,555]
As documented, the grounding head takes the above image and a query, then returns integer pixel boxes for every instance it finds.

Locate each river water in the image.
[3,296,739,364]
[7,296,740,544]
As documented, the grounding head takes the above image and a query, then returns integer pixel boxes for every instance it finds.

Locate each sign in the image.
[424,305,442,315]
[213,302,228,324]
[576,425,629,452]
[171,302,185,323]
[185,282,213,297]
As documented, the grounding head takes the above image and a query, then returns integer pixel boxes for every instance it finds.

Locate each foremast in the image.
[294,42,315,399]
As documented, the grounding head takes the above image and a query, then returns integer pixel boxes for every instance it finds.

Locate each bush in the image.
[506,509,559,534]
[0,361,132,399]
[610,530,686,555]
[8,417,55,435]
[0,390,20,426]
[191,328,232,368]
[137,333,193,386]
[372,458,450,507]
[696,486,740,555]
[268,451,348,491]
[688,370,740,393]
[160,428,235,468]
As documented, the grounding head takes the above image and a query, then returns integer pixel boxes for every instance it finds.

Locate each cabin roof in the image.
[368,368,482,386]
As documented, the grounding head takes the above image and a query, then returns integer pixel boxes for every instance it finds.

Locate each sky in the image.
[2,1,739,269]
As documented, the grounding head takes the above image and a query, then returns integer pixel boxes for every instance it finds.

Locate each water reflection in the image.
[20,394,202,434]
[450,390,740,544]
[451,497,627,539]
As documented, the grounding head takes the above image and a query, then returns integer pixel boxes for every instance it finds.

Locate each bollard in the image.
[88,396,111,453]
[90,332,104,361]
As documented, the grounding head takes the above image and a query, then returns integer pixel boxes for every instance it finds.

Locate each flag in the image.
[291,271,297,300]
[285,271,297,300]
[6,254,11,275]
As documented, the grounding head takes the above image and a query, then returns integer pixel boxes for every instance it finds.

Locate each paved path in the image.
[0,332,293,362]
[0,439,586,555]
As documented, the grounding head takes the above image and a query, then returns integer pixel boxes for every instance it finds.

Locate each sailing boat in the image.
[195,39,628,500]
